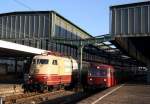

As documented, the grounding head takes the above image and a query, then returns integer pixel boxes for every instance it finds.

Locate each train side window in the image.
[52,60,58,65]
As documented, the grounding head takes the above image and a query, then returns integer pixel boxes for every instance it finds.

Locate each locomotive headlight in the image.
[90,78,92,81]
[43,76,48,79]
[88,73,92,76]
[104,78,107,82]
[28,75,31,78]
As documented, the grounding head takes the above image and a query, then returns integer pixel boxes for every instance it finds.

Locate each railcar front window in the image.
[37,59,49,64]
[99,69,107,76]
[89,69,107,77]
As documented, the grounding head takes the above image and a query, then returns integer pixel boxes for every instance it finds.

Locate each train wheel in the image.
[83,86,89,92]
[48,86,53,92]
[39,85,45,93]
[60,85,65,90]
[29,85,34,92]
[44,85,49,92]
[57,84,61,90]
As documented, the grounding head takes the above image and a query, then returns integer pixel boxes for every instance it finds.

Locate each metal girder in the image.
[114,34,150,38]
[51,34,114,46]
[114,37,149,66]
[51,34,141,66]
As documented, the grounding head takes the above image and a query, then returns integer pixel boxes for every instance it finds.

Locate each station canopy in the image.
[0,40,45,57]
[51,34,143,67]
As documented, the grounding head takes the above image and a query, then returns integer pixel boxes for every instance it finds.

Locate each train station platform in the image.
[0,84,23,96]
[78,83,150,104]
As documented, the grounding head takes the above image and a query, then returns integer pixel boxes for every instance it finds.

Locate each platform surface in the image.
[78,84,150,104]
[0,84,23,96]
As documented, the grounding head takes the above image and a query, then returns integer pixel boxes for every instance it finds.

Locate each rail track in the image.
[4,90,72,104]
[3,90,98,104]
[1,87,104,104]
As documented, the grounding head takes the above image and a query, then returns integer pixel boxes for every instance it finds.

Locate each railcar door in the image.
[110,68,114,86]
[107,67,114,87]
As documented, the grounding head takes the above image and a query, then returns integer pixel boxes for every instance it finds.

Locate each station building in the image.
[0,11,106,81]
[0,11,88,56]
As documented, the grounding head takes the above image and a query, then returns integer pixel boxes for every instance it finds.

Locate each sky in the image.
[0,0,146,36]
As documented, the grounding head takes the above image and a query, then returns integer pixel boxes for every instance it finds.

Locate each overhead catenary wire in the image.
[13,0,53,29]
[13,0,34,11]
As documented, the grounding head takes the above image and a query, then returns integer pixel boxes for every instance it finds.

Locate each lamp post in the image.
[77,41,84,89]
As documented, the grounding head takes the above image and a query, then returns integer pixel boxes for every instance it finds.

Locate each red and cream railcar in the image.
[25,52,78,91]
[85,64,116,89]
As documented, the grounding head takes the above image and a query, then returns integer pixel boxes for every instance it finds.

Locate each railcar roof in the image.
[91,64,114,69]
[33,54,74,60]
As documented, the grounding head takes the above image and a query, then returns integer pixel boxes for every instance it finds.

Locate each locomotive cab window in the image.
[37,59,49,64]
[32,59,36,64]
[52,60,58,65]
